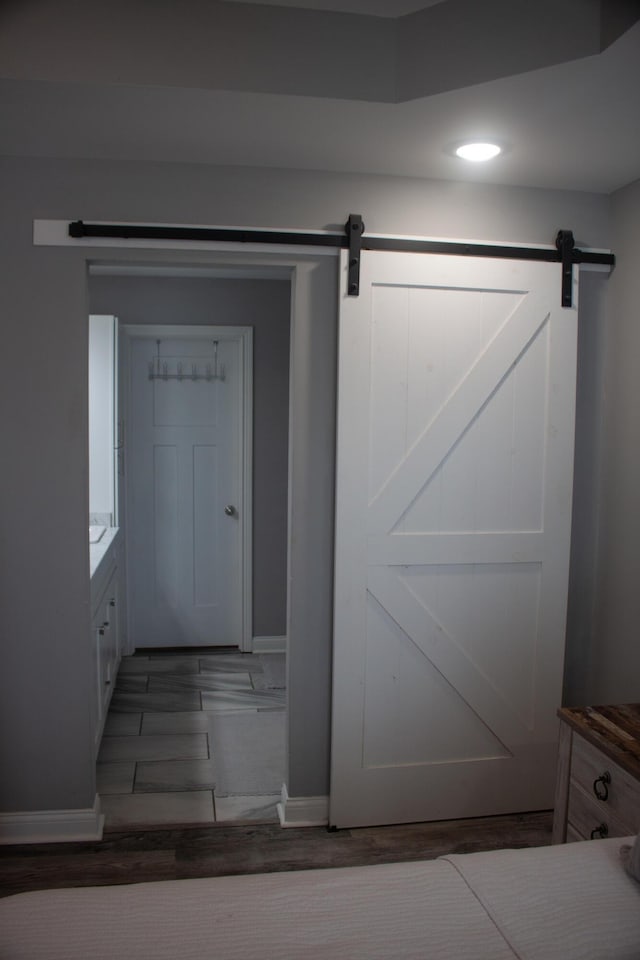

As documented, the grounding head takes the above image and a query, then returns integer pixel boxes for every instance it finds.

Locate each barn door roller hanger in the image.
[68,216,614,308]
[345,216,614,307]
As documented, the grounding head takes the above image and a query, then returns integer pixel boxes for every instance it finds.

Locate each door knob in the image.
[224,505,237,516]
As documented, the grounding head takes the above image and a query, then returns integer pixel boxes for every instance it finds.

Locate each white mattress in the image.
[1,839,638,960]
[0,858,517,960]
[443,837,640,960]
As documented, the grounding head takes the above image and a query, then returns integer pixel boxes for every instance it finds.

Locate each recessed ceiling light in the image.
[455,142,502,162]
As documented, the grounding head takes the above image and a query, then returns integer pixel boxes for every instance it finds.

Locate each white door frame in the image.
[122,323,254,652]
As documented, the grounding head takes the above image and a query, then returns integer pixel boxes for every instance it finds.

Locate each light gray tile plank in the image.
[145,652,202,661]
[141,711,210,735]
[201,689,285,711]
[118,658,201,675]
[98,734,208,763]
[203,707,259,716]
[109,691,202,713]
[200,656,264,674]
[96,762,136,795]
[103,713,142,736]
[101,791,215,828]
[214,794,280,822]
[134,759,217,793]
[256,653,286,689]
[114,674,149,693]
[148,673,252,693]
[206,711,284,796]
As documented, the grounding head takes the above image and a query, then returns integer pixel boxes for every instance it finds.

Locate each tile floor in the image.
[97,649,286,829]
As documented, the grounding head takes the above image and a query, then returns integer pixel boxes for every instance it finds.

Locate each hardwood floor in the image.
[0,810,552,898]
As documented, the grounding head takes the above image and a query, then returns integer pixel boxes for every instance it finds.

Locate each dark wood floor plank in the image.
[0,810,553,898]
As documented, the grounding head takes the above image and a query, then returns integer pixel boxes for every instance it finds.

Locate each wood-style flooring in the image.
[0,810,552,899]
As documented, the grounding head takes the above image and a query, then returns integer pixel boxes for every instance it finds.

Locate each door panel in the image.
[193,444,220,607]
[128,335,242,647]
[330,250,577,828]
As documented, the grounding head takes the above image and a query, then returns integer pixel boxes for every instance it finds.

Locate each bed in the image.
[1,836,639,959]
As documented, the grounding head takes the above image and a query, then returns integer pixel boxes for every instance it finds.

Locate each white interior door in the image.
[127,329,248,648]
[330,249,578,828]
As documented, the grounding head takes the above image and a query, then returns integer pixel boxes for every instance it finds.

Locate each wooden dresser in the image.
[553,704,640,843]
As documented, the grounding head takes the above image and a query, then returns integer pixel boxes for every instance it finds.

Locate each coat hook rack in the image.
[148,340,225,382]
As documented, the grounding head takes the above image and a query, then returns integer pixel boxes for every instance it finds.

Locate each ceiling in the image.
[223,0,446,14]
[0,0,639,195]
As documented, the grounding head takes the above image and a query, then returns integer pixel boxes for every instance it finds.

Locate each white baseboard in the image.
[252,635,287,654]
[0,796,104,845]
[277,783,328,828]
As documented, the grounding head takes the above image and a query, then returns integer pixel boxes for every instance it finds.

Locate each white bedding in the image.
[0,859,516,960]
[0,838,638,960]
[443,837,640,960]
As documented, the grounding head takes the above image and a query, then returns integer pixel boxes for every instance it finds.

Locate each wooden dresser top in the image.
[558,704,640,780]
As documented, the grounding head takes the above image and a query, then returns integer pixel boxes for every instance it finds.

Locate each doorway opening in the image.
[88,265,291,828]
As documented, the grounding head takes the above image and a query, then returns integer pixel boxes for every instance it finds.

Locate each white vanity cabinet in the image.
[90,534,121,751]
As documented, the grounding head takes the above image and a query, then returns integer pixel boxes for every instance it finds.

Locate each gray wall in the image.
[0,155,615,814]
[589,178,640,702]
[0,0,609,105]
[563,269,609,706]
[89,275,290,639]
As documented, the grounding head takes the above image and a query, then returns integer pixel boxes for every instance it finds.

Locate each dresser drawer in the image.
[570,733,640,834]
[568,782,634,840]
[553,705,640,845]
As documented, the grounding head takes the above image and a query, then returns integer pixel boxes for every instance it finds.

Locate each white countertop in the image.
[90,527,119,579]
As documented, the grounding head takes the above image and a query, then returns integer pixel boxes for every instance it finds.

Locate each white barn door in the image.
[330,250,577,828]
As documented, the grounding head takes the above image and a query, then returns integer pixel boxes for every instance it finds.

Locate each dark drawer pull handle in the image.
[593,771,611,801]
[591,822,609,839]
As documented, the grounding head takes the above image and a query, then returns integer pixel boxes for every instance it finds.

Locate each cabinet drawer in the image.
[568,782,634,840]
[91,560,120,752]
[91,556,117,619]
[571,733,640,833]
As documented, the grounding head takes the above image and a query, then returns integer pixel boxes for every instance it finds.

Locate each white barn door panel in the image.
[330,250,577,828]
